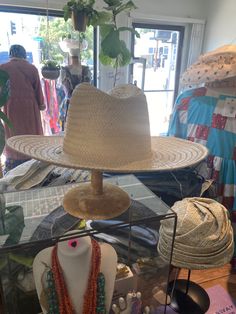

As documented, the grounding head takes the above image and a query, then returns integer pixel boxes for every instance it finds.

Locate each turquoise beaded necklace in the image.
[44,243,106,314]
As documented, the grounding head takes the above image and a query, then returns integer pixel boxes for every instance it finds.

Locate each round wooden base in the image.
[63,182,131,220]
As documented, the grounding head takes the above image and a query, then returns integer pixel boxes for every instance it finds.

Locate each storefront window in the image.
[0,10,94,76]
[0,9,95,141]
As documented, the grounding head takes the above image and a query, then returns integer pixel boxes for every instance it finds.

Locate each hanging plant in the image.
[72,10,88,32]
[99,0,140,86]
[41,0,61,80]
[63,0,99,32]
[41,60,61,80]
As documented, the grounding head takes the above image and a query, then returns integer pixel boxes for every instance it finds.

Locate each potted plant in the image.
[63,0,99,32]
[41,60,61,80]
[99,0,140,86]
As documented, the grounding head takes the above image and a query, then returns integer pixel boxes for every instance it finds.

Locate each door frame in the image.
[131,23,185,102]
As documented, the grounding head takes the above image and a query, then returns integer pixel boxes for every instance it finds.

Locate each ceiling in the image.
[0,0,66,11]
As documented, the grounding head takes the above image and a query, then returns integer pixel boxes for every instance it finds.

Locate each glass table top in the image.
[0,174,176,252]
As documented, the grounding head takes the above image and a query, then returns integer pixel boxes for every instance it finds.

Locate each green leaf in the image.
[0,121,5,155]
[63,8,71,21]
[100,24,115,38]
[103,0,122,6]
[99,40,131,68]
[114,0,137,16]
[0,69,10,107]
[0,111,13,129]
[101,30,122,58]
[41,59,60,69]
[99,51,117,67]
[118,27,140,38]
[90,11,111,26]
[116,40,131,66]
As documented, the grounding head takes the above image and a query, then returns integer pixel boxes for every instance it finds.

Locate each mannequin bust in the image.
[67,48,83,82]
[33,232,117,313]
[61,48,91,98]
[60,48,91,130]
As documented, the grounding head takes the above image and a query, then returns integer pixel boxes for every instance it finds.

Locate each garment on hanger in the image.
[59,65,91,130]
[42,79,60,134]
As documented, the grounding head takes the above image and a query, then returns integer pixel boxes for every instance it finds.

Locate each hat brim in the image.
[7,135,208,172]
[158,232,234,269]
[181,45,236,86]
[181,62,236,86]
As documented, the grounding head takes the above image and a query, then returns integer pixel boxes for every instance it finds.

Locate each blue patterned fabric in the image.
[168,87,236,222]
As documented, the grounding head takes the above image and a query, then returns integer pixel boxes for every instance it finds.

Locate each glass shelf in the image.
[0,174,177,314]
[0,174,175,252]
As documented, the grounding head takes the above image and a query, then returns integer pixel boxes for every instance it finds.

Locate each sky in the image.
[0,12,42,66]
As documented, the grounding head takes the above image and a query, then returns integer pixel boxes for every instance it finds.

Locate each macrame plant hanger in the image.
[46,0,50,60]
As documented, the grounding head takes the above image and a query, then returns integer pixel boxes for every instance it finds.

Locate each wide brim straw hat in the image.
[181,44,236,87]
[7,83,208,172]
[157,197,234,269]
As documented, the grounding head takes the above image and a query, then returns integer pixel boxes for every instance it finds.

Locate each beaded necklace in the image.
[47,238,106,314]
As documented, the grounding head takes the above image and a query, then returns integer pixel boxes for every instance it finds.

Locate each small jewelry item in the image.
[96,273,106,314]
[112,291,142,314]
[45,268,60,314]
[116,263,130,279]
[47,238,106,314]
[68,239,79,248]
[130,291,142,314]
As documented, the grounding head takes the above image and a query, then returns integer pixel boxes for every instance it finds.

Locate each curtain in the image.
[187,23,205,67]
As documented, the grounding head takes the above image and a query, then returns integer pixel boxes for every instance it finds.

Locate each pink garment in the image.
[0,58,44,160]
[42,79,60,134]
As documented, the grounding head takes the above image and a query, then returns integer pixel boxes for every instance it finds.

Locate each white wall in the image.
[134,0,206,20]
[0,0,64,10]
[203,0,236,52]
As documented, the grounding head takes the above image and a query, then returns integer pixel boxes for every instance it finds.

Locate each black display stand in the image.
[168,269,210,314]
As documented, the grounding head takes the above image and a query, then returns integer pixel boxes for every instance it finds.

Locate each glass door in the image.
[131,24,184,135]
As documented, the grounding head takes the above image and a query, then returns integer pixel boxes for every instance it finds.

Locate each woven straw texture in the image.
[181,45,236,86]
[157,197,234,270]
[7,83,208,172]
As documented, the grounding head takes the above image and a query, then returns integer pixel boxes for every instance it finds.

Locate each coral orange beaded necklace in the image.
[51,238,103,314]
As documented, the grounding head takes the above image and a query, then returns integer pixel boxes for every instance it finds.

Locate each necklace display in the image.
[46,238,106,314]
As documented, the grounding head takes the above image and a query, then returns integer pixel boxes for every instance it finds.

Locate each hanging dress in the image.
[168,86,236,221]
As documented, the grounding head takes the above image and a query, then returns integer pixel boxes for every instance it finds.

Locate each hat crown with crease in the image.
[63,83,152,166]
